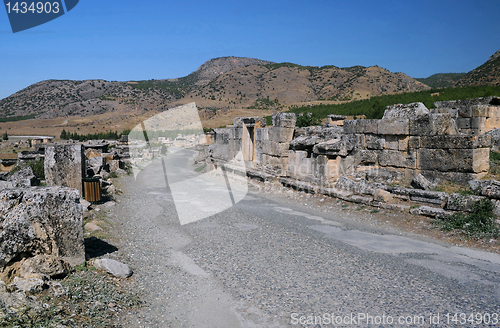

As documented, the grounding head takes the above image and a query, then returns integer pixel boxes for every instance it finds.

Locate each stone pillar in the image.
[45,144,85,194]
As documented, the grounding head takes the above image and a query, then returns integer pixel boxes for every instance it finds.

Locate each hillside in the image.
[457,49,500,87]
[0,57,430,122]
[416,73,466,89]
[185,63,430,110]
[0,79,178,120]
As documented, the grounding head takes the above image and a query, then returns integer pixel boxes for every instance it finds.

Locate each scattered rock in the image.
[365,168,403,184]
[382,102,429,120]
[469,179,500,199]
[105,185,117,195]
[409,205,452,219]
[445,193,484,212]
[0,187,85,271]
[374,189,394,203]
[84,221,103,232]
[8,276,48,295]
[80,198,91,209]
[49,281,68,297]
[19,255,72,279]
[411,173,439,190]
[94,259,132,278]
[0,165,39,189]
[0,291,42,319]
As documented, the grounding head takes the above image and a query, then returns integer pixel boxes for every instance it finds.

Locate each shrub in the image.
[296,113,322,127]
[435,198,499,238]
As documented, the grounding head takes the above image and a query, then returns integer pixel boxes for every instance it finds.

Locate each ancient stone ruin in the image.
[0,138,130,318]
[207,96,500,217]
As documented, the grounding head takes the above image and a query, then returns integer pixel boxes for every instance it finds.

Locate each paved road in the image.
[107,150,500,327]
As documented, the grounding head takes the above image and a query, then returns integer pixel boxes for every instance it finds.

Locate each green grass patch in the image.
[433,198,499,239]
[195,164,207,172]
[0,114,37,123]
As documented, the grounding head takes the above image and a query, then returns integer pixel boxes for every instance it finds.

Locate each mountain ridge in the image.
[0,56,430,121]
[456,49,500,87]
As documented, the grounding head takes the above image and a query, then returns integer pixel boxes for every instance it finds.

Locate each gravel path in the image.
[103,155,500,327]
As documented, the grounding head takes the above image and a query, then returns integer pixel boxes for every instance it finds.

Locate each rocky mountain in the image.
[0,79,178,120]
[187,63,430,110]
[0,56,430,121]
[415,73,466,89]
[456,49,500,87]
[179,56,273,86]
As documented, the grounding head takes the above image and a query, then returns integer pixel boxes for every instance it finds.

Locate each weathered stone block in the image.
[366,134,385,150]
[261,154,289,176]
[473,148,490,173]
[456,118,471,129]
[382,102,429,119]
[19,255,72,279]
[420,135,491,149]
[233,127,243,140]
[472,105,493,118]
[0,166,39,190]
[417,148,489,173]
[262,141,290,157]
[384,135,399,150]
[272,112,296,128]
[485,117,500,133]
[343,120,356,134]
[445,193,484,212]
[290,134,322,150]
[409,113,458,136]
[88,156,106,168]
[398,136,409,151]
[355,119,378,134]
[390,187,410,201]
[408,136,421,149]
[471,117,486,133]
[378,119,409,135]
[409,206,452,219]
[269,127,295,143]
[320,187,353,200]
[233,117,266,128]
[358,150,378,165]
[469,180,500,199]
[255,127,269,142]
[486,128,500,151]
[0,187,85,270]
[45,145,85,194]
[411,173,439,190]
[374,189,393,203]
[313,135,356,157]
[378,150,417,169]
[356,134,366,149]
[366,168,403,184]
[94,259,133,279]
[210,143,230,161]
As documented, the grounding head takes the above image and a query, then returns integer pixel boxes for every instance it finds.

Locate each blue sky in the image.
[1,0,499,100]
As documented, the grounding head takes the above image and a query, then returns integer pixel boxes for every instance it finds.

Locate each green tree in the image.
[296,113,322,127]
[2,132,8,141]
[60,129,67,140]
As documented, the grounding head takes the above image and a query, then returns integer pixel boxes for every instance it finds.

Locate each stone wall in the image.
[208,114,296,176]
[207,97,500,186]
[433,96,500,135]
[255,113,296,175]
